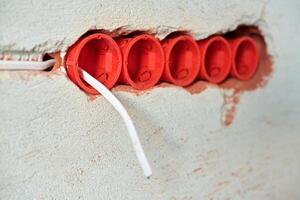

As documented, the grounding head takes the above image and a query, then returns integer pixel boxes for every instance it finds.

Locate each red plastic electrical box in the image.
[197,36,231,83]
[65,33,122,94]
[116,34,164,90]
[229,36,259,80]
[161,35,200,86]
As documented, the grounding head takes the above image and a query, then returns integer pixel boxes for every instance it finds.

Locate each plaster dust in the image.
[1,0,300,200]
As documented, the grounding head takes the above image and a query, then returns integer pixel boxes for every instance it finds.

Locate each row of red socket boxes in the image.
[65,33,259,94]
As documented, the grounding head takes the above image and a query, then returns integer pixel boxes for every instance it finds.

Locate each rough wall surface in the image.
[0,0,267,52]
[0,0,300,199]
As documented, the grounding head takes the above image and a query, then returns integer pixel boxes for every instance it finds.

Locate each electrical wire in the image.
[0,59,55,70]
[79,67,152,178]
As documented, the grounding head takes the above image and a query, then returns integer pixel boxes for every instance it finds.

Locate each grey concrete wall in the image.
[0,0,266,52]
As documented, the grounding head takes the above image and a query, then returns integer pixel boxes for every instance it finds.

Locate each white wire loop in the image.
[79,68,152,178]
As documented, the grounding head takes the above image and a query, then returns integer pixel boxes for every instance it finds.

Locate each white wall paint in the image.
[0,0,300,199]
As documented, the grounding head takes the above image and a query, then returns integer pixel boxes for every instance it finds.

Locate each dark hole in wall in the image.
[42,52,62,72]
[164,31,191,39]
[42,53,55,71]
[223,25,264,39]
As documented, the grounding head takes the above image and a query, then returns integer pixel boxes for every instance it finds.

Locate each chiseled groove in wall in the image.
[0,24,268,63]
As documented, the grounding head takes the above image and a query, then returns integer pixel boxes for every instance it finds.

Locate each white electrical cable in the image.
[0,58,152,178]
[78,68,152,178]
[0,59,55,70]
